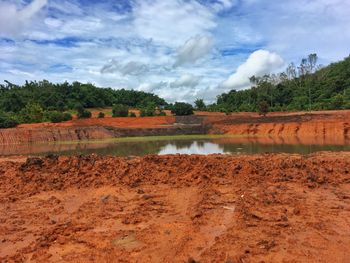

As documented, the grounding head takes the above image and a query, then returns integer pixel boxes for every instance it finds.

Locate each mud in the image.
[1,152,350,262]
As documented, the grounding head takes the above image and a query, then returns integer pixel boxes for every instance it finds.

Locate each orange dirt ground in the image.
[1,153,350,262]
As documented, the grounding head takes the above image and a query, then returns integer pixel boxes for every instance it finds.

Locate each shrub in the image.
[112,104,129,117]
[129,112,136,117]
[171,102,194,116]
[19,103,44,123]
[63,112,73,121]
[74,104,91,119]
[258,101,269,116]
[0,112,18,128]
[139,103,157,117]
[76,109,91,119]
[44,111,73,123]
[157,111,166,116]
[98,112,105,118]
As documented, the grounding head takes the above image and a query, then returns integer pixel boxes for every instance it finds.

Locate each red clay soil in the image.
[18,116,175,129]
[0,110,349,145]
[207,110,350,140]
[1,153,350,262]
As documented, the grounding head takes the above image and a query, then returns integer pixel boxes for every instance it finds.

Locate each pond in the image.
[1,135,349,157]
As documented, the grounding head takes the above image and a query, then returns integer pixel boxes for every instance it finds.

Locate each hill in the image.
[210,55,350,112]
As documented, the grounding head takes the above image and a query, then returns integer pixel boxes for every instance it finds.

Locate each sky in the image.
[0,0,349,103]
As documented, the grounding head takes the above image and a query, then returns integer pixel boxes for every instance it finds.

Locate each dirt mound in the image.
[1,153,350,262]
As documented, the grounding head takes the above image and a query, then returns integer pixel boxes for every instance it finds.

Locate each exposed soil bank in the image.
[1,152,350,262]
[0,124,208,145]
[207,110,350,140]
[0,110,349,145]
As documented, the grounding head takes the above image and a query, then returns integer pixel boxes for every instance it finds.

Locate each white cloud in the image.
[174,35,214,67]
[221,50,284,90]
[101,60,149,76]
[0,0,47,37]
[211,0,237,12]
[133,0,216,46]
[170,74,201,88]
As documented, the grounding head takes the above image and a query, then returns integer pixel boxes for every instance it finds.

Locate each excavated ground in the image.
[1,153,350,262]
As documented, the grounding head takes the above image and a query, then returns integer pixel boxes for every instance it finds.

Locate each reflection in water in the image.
[159,142,225,155]
[0,136,349,157]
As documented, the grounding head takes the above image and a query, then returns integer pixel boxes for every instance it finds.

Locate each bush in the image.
[171,102,194,116]
[157,111,166,116]
[112,104,129,117]
[74,104,91,119]
[44,111,72,123]
[0,112,18,128]
[258,101,270,116]
[139,103,157,117]
[98,112,105,118]
[19,103,44,123]
[129,112,136,117]
[77,109,91,119]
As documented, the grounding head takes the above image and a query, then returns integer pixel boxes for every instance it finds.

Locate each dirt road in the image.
[1,153,350,262]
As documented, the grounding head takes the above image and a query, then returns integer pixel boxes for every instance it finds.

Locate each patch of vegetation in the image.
[0,111,18,128]
[209,54,350,112]
[171,102,194,116]
[75,104,92,119]
[112,104,129,117]
[0,80,167,113]
[44,111,73,123]
[98,112,105,118]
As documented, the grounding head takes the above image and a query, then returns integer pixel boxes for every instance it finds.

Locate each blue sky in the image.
[0,0,349,102]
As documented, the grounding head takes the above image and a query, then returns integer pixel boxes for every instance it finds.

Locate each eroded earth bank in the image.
[1,153,350,262]
[0,110,349,145]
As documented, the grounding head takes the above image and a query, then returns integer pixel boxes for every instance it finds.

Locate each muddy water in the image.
[0,136,349,156]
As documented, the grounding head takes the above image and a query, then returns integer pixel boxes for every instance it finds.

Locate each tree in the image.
[112,104,129,117]
[308,53,318,73]
[0,112,18,128]
[44,111,72,123]
[257,101,269,116]
[286,63,297,80]
[75,104,91,119]
[140,103,156,117]
[19,103,44,123]
[194,99,206,111]
[171,102,194,116]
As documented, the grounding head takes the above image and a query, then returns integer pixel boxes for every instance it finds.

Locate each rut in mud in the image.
[1,153,350,262]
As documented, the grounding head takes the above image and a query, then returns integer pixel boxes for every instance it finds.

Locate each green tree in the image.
[171,102,194,116]
[75,103,91,119]
[112,104,129,117]
[0,112,18,128]
[19,103,44,123]
[44,111,73,123]
[257,101,269,116]
[194,99,206,111]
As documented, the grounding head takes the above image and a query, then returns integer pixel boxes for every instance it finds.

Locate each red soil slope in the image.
[207,110,350,141]
[1,153,350,262]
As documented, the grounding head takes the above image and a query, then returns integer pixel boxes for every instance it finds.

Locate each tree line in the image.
[203,54,350,113]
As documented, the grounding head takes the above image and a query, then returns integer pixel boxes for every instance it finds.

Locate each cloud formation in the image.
[174,35,214,67]
[221,50,284,90]
[170,74,201,88]
[1,0,350,102]
[100,60,149,76]
[0,0,47,37]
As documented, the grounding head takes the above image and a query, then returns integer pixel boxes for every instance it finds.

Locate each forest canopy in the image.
[208,54,350,112]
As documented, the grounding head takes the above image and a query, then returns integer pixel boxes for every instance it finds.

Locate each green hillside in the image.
[209,55,350,112]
